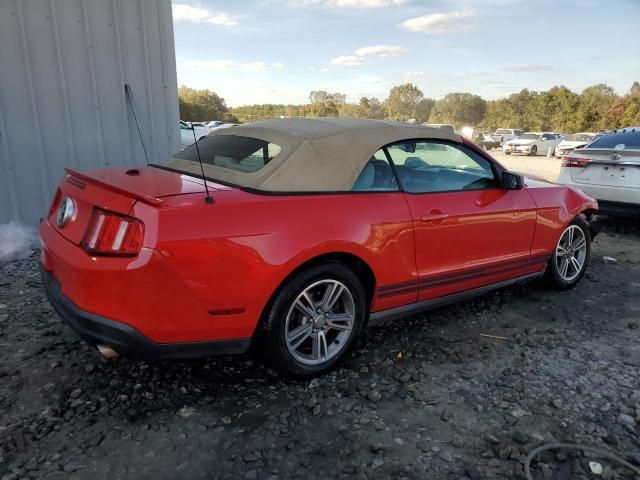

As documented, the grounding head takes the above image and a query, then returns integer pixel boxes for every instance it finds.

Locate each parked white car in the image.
[503,132,561,156]
[206,120,226,130]
[555,132,600,158]
[180,120,209,148]
[557,128,640,216]
[490,128,524,145]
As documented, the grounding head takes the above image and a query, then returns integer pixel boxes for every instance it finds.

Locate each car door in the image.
[385,140,539,301]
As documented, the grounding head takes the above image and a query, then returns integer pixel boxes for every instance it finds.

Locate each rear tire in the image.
[264,262,366,378]
[544,217,591,290]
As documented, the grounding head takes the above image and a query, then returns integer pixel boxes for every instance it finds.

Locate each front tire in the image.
[529,145,538,156]
[545,217,591,290]
[264,262,366,378]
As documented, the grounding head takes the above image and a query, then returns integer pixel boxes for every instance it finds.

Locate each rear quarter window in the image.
[588,129,640,150]
[170,135,281,173]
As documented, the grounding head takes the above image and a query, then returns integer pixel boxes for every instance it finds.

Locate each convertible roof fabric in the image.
[165,117,463,192]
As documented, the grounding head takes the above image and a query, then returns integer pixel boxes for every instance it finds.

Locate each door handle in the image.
[420,213,449,222]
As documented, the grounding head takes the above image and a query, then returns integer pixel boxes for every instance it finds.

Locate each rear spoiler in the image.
[64,168,163,206]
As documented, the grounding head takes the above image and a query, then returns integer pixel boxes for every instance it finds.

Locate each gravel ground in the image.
[489,149,562,184]
[1,218,640,480]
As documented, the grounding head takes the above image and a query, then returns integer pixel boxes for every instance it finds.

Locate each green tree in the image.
[308,90,345,117]
[358,97,386,119]
[428,93,486,127]
[178,85,235,122]
[619,82,640,127]
[575,84,617,131]
[384,83,429,121]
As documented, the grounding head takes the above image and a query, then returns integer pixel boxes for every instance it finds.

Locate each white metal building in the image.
[0,0,180,225]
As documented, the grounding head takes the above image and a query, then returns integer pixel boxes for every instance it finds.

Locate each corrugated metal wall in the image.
[0,0,180,225]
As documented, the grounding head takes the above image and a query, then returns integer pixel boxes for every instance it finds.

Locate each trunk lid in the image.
[569,148,640,187]
[48,166,208,245]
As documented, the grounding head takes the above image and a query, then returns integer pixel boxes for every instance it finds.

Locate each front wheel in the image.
[545,217,591,290]
[529,145,538,156]
[264,262,366,377]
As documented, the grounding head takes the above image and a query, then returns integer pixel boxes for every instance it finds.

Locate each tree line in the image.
[179,81,640,133]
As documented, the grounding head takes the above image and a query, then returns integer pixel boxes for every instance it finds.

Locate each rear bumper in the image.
[595,200,640,217]
[41,266,250,360]
[556,179,640,217]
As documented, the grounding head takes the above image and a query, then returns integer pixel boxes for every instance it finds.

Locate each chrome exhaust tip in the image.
[96,344,119,359]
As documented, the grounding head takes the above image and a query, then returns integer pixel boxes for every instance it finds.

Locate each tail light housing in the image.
[48,189,62,218]
[562,156,591,168]
[82,208,144,256]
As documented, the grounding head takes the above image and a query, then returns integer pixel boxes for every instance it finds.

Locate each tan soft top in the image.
[165,117,463,192]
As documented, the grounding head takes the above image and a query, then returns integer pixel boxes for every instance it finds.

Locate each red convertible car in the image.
[40,118,599,377]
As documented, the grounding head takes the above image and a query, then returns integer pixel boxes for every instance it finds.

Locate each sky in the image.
[172,0,640,107]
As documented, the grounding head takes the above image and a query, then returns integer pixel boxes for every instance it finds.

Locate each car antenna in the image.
[191,125,214,204]
[124,84,149,166]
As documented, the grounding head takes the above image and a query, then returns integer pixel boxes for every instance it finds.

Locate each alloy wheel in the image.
[555,225,587,282]
[284,279,355,366]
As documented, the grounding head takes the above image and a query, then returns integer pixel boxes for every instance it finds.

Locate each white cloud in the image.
[184,60,235,71]
[331,55,362,66]
[400,11,475,34]
[354,45,406,57]
[181,60,280,73]
[172,3,237,26]
[240,61,267,72]
[501,64,559,73]
[331,44,406,67]
[291,0,408,7]
[405,71,425,77]
[308,66,330,72]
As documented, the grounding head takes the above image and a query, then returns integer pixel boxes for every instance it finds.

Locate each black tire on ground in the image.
[544,216,591,290]
[529,145,538,156]
[263,262,367,378]
[505,151,511,155]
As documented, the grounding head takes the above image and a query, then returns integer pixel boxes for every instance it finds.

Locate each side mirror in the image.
[502,171,524,190]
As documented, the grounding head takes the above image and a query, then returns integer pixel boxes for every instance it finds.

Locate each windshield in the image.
[166,135,282,174]
[495,129,511,134]
[519,133,540,140]
[587,129,640,150]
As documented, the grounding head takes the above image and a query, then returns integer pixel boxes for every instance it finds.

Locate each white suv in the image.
[490,128,524,145]
[557,128,640,216]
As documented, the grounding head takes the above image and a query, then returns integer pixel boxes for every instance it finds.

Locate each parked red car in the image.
[40,118,599,377]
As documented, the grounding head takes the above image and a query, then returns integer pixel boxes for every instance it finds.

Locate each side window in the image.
[386,141,497,194]
[352,149,399,192]
[542,134,554,140]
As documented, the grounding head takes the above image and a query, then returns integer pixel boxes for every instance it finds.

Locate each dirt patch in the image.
[1,218,639,480]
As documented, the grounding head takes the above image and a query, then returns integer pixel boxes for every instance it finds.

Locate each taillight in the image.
[562,156,590,168]
[82,208,144,256]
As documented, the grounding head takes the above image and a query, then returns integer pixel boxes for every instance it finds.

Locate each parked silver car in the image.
[557,128,640,215]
